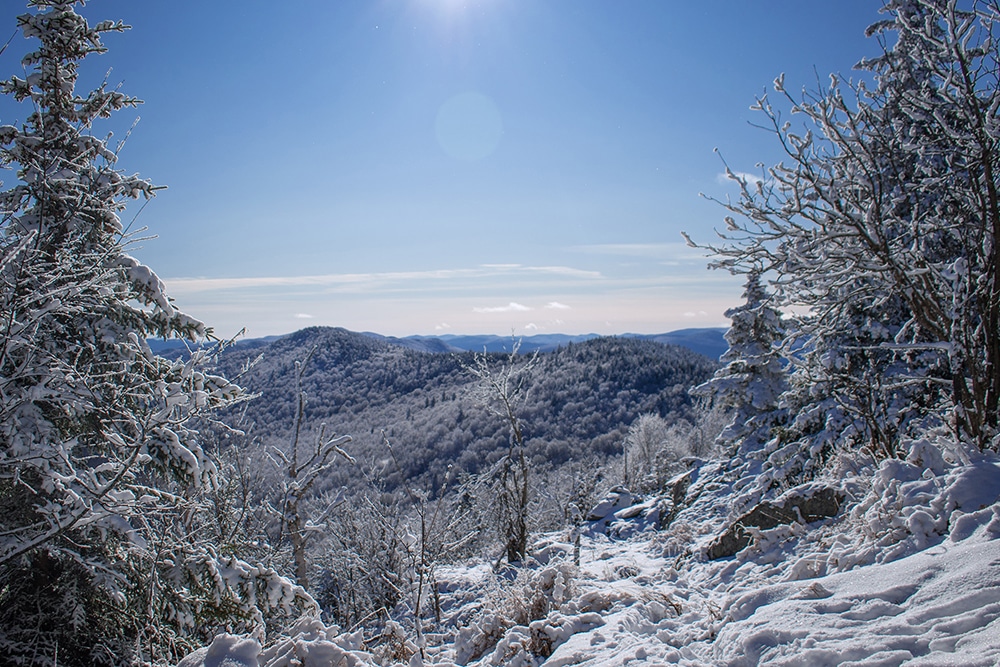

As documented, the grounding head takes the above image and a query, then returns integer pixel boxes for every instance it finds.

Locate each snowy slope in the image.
[507,520,1000,666]
[178,451,1000,667]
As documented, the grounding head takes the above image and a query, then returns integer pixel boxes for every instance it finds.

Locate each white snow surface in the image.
[178,452,1000,666]
[176,634,260,667]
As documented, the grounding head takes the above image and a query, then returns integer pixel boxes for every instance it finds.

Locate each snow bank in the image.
[176,617,375,667]
[712,528,1000,666]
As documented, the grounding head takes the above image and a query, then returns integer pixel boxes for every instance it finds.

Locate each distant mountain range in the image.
[358,328,730,361]
[149,327,729,361]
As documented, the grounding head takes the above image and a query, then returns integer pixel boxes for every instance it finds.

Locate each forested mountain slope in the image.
[214,327,718,489]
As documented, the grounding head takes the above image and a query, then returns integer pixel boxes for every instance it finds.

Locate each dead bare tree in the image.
[270,347,354,588]
[462,339,540,564]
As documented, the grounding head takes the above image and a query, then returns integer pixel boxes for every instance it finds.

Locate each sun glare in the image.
[424,0,474,10]
[416,0,496,20]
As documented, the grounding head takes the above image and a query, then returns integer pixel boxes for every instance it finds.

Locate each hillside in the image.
[213,327,719,490]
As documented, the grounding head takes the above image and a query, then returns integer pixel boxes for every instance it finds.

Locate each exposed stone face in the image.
[659,469,695,530]
[706,486,844,560]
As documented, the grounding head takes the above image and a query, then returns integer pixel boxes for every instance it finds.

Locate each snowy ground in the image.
[179,450,1000,667]
[498,520,1000,666]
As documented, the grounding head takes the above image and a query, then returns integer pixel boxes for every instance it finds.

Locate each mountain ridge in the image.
[364,328,728,359]
[150,327,728,361]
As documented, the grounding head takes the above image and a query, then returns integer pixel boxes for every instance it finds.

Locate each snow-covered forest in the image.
[1,1,999,665]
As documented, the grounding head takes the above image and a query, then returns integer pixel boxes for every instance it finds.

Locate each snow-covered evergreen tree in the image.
[692,272,786,457]
[0,3,311,664]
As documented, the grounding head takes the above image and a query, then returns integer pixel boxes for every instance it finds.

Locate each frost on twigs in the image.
[684,0,1000,492]
[461,339,540,564]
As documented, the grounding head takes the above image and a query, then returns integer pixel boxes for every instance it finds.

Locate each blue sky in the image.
[1,1,883,338]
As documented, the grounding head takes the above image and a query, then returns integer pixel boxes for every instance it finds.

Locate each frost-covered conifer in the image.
[693,272,786,457]
[0,3,310,664]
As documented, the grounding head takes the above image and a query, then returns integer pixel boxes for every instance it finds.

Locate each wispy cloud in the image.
[472,302,532,313]
[164,264,603,295]
[165,269,472,293]
[523,266,602,279]
[545,302,571,310]
[294,313,314,319]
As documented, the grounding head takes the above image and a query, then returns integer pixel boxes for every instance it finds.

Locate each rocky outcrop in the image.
[706,485,844,560]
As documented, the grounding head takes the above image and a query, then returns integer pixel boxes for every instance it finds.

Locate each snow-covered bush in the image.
[462,341,540,563]
[623,413,682,492]
[529,455,612,537]
[622,410,730,494]
[177,619,378,667]
[313,489,409,629]
[453,562,577,664]
[844,434,1000,563]
[686,0,1000,489]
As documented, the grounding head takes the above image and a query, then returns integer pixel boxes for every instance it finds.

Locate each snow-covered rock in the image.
[706,483,844,559]
[584,486,635,523]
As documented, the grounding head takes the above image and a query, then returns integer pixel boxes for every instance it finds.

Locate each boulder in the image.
[706,485,844,560]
